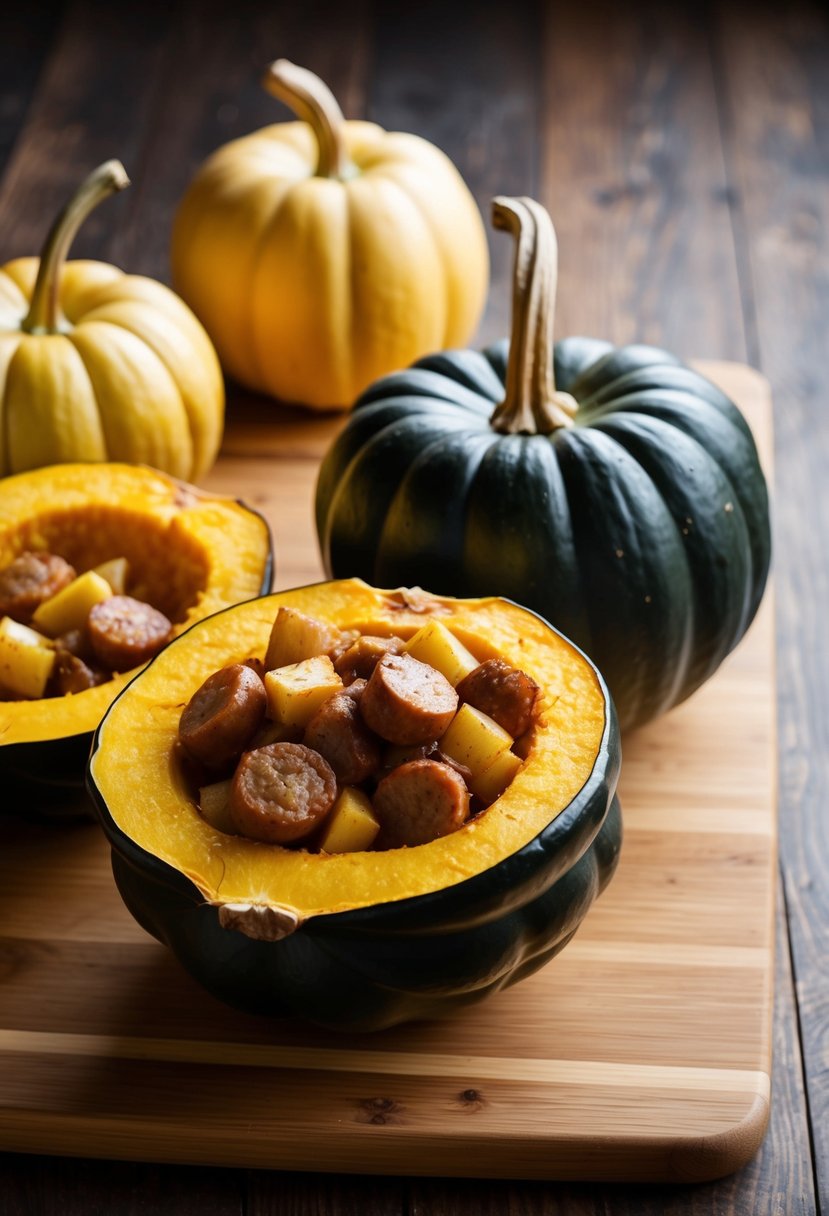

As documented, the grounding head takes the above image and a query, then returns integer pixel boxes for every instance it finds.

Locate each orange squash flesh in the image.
[0,462,271,745]
[91,579,606,917]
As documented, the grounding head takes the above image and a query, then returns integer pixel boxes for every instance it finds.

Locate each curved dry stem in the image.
[490,195,578,435]
[263,58,354,180]
[217,901,302,942]
[21,159,129,335]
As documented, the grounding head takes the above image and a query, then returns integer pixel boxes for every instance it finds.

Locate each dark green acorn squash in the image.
[0,463,273,814]
[315,197,771,731]
[89,578,621,1032]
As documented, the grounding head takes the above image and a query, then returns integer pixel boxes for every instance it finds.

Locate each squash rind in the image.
[315,341,771,731]
[89,579,621,1031]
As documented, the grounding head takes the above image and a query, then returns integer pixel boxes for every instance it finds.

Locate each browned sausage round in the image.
[0,551,76,623]
[373,759,470,848]
[456,659,540,738]
[243,656,266,680]
[229,742,337,844]
[55,628,94,662]
[303,691,381,785]
[87,595,173,672]
[333,634,406,684]
[50,648,109,696]
[341,677,367,701]
[179,663,267,769]
[360,652,458,746]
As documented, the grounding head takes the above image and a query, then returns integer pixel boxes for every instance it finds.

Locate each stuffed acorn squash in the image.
[89,578,621,1032]
[0,463,272,811]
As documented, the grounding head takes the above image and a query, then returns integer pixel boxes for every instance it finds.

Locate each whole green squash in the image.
[316,197,771,730]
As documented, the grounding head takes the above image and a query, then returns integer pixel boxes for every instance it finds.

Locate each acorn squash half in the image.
[0,463,272,812]
[89,578,621,1031]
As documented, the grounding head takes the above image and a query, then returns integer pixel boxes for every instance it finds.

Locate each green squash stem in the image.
[21,159,130,335]
[264,59,356,181]
[491,196,578,435]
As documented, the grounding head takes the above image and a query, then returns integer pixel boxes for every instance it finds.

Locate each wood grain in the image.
[0,364,776,1185]
[0,0,169,266]
[0,1155,244,1216]
[712,6,829,1209]
[369,0,541,345]
[108,0,371,284]
[541,0,747,363]
[0,3,63,183]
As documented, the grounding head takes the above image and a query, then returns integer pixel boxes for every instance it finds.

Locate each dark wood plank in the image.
[0,1155,243,1216]
[368,0,541,344]
[0,3,64,180]
[247,1171,404,1216]
[109,0,370,283]
[712,2,829,1209]
[0,0,174,264]
[541,0,747,362]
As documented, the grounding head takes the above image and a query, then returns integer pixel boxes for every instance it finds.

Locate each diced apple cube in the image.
[92,557,129,595]
[198,779,236,835]
[402,620,479,687]
[265,607,342,670]
[0,616,55,699]
[469,748,523,806]
[264,655,343,728]
[319,787,380,853]
[31,570,112,637]
[439,703,513,777]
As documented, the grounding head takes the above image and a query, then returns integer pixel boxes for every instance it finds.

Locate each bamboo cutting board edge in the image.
[0,360,776,1183]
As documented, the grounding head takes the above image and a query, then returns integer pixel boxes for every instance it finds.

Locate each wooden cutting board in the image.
[0,362,775,1183]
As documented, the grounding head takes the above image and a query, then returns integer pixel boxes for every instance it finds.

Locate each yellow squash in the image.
[171,60,489,410]
[0,161,224,480]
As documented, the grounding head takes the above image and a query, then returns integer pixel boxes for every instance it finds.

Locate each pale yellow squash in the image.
[171,60,489,409]
[0,161,224,480]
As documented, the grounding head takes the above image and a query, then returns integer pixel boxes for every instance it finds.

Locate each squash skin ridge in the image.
[316,338,771,731]
[88,584,622,1032]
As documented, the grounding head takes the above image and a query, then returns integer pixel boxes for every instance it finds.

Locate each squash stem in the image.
[263,59,356,181]
[21,160,130,335]
[490,196,578,435]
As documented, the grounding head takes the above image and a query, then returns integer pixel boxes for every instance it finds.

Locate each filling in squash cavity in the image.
[0,548,179,700]
[177,607,542,853]
[91,581,607,915]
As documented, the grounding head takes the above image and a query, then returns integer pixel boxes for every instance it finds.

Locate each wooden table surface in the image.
[0,2,825,1214]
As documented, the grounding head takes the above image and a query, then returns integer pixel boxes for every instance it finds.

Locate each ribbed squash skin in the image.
[89,581,621,1032]
[316,339,771,731]
[105,787,621,1032]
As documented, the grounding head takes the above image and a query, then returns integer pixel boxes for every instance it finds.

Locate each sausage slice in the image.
[340,677,367,701]
[333,635,405,684]
[303,692,381,785]
[179,663,267,769]
[51,648,109,696]
[230,742,337,844]
[87,595,173,671]
[360,652,458,745]
[0,552,76,623]
[373,759,470,848]
[456,659,540,739]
